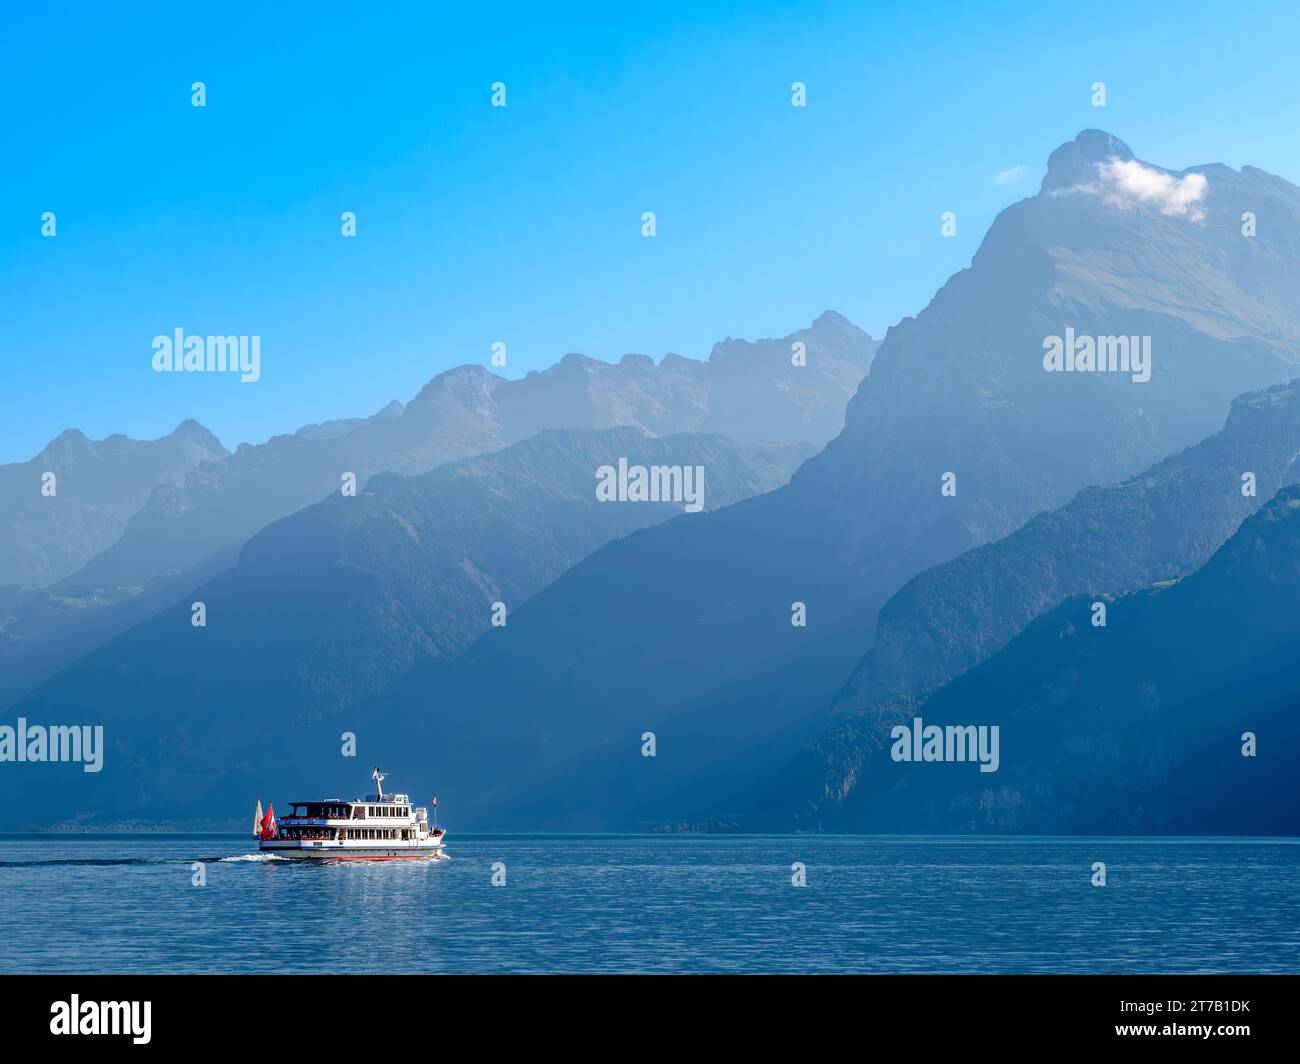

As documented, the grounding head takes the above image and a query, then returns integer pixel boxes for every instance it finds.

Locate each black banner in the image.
[0,974,1289,1051]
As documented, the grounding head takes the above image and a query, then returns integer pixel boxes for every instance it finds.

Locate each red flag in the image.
[260,803,277,840]
[432,796,437,807]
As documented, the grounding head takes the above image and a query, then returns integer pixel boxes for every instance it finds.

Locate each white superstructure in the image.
[256,768,446,861]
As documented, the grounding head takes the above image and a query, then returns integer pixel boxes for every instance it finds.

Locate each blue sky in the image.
[3,0,1299,461]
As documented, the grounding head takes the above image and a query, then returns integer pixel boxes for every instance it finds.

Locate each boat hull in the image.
[259,840,446,861]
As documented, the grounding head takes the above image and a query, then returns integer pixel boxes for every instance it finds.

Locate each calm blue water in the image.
[0,835,1295,973]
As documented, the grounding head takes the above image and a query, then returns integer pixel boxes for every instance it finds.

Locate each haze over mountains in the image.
[0,314,871,712]
[1,428,806,825]
[69,312,874,590]
[847,382,1300,716]
[0,422,227,588]
[339,129,1300,831]
[752,380,1300,830]
[4,129,1299,834]
[0,555,236,712]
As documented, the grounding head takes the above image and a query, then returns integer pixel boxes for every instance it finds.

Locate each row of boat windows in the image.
[297,805,410,819]
[279,828,413,841]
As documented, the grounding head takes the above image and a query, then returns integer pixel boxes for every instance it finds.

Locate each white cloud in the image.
[1093,158,1208,223]
[995,165,1028,185]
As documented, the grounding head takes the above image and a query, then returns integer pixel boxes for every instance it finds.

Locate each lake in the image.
[1,834,1295,973]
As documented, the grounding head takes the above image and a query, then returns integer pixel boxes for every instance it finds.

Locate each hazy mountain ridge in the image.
[1,315,867,709]
[0,427,809,827]
[69,313,874,589]
[749,380,1300,830]
[0,421,227,588]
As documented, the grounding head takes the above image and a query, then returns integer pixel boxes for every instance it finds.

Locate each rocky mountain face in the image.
[493,311,872,447]
[813,485,1300,835]
[0,428,809,826]
[751,380,1300,830]
[0,421,227,588]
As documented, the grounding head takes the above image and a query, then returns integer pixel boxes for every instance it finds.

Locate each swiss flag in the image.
[259,803,277,840]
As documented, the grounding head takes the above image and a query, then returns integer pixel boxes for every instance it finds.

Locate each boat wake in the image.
[0,854,289,868]
[0,858,175,868]
[216,853,288,863]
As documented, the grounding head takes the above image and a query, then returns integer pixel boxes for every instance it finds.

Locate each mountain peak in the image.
[168,419,224,448]
[1040,129,1134,192]
[39,428,93,461]
[558,352,601,370]
[410,363,504,406]
[811,309,852,329]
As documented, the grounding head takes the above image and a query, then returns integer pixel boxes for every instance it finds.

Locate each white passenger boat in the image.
[255,768,446,861]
